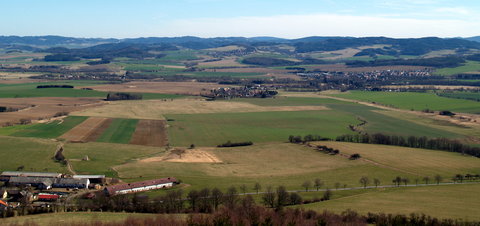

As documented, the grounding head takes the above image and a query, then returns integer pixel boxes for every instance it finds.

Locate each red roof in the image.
[105,177,177,195]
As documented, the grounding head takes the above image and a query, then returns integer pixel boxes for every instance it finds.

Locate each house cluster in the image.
[104,177,178,196]
[208,85,278,99]
[0,171,106,208]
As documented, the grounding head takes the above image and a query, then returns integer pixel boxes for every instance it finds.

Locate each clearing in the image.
[140,148,221,163]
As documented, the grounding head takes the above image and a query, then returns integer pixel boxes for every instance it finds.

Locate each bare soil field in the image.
[0,97,104,126]
[72,98,329,119]
[59,117,113,142]
[308,64,430,72]
[79,81,231,96]
[140,148,221,163]
[129,120,168,147]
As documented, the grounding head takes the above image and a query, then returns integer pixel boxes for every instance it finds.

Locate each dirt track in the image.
[60,117,112,142]
[129,120,168,147]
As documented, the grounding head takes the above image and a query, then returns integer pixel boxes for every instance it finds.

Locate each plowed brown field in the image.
[60,117,112,142]
[129,120,168,147]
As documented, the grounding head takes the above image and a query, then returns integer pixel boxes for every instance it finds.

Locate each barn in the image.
[8,177,55,190]
[0,171,62,181]
[104,177,177,196]
[72,175,106,184]
[53,178,90,189]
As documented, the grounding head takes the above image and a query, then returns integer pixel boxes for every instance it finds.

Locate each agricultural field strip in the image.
[72,99,330,120]
[59,117,112,142]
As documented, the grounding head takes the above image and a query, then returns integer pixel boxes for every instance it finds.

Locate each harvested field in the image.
[129,120,168,147]
[79,81,232,96]
[307,64,430,72]
[60,117,112,142]
[0,97,104,126]
[198,57,246,67]
[72,98,330,119]
[140,148,221,163]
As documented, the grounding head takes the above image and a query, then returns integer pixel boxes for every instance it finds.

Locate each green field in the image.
[235,96,462,138]
[166,110,359,147]
[438,91,480,102]
[0,82,106,98]
[435,61,480,76]
[0,116,87,138]
[64,142,163,177]
[301,184,480,221]
[0,136,66,173]
[331,91,480,114]
[96,118,139,144]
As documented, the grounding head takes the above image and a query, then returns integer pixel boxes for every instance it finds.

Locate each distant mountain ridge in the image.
[2,35,480,56]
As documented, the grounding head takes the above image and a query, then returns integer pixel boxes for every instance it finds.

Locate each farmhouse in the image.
[104,177,177,196]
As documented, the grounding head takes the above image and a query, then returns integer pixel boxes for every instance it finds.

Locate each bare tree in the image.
[187,190,200,211]
[302,180,312,192]
[323,189,332,200]
[253,182,262,194]
[314,178,323,191]
[359,176,370,189]
[334,182,341,190]
[262,186,275,208]
[211,188,223,210]
[276,186,289,210]
[423,176,430,185]
[414,178,419,186]
[240,184,247,194]
[401,178,410,186]
[434,174,442,185]
[373,178,380,188]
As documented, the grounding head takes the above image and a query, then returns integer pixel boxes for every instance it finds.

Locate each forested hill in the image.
[2,35,480,55]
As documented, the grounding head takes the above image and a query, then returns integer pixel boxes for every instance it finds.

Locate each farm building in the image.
[0,171,62,180]
[8,177,55,190]
[104,177,177,196]
[72,175,106,184]
[53,178,90,189]
[37,193,59,201]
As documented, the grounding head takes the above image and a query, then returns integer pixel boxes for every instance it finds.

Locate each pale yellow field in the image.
[72,98,329,119]
[302,184,480,221]
[312,141,480,177]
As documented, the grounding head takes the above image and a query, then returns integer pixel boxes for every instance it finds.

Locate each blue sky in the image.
[1,0,479,38]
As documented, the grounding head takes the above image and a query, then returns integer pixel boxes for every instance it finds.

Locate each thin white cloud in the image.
[434,7,471,15]
[158,13,480,38]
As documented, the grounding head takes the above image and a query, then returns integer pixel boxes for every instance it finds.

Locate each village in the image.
[0,170,178,213]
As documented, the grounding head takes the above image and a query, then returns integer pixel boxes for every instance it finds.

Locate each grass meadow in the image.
[435,61,480,76]
[96,118,139,144]
[331,91,480,114]
[300,184,480,221]
[0,116,87,138]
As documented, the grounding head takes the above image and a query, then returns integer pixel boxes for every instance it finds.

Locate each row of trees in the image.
[288,134,331,144]
[336,133,480,158]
